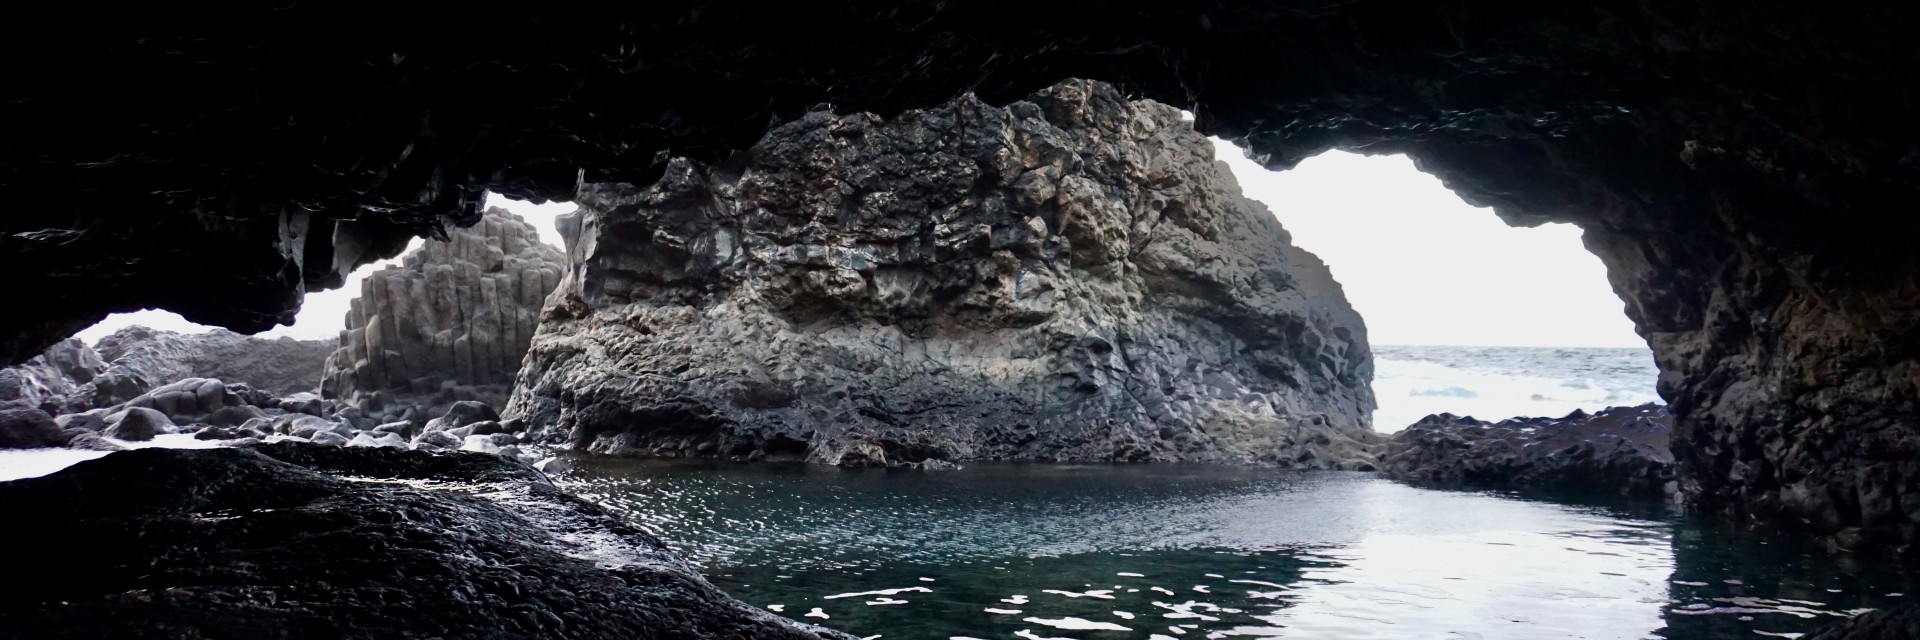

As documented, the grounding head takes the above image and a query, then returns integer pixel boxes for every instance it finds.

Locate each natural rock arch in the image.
[5,2,1918,550]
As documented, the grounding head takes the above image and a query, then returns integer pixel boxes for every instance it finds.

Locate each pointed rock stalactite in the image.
[320,208,564,425]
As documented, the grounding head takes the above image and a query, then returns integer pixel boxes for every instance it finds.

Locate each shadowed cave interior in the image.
[4,2,1920,638]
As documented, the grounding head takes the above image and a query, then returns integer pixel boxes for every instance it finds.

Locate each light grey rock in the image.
[279,392,325,416]
[105,407,174,442]
[208,404,267,428]
[459,434,501,455]
[411,429,461,450]
[319,209,564,424]
[505,80,1377,468]
[262,434,311,445]
[64,430,124,452]
[55,410,108,433]
[0,338,104,414]
[310,431,351,447]
[346,432,407,449]
[88,326,330,405]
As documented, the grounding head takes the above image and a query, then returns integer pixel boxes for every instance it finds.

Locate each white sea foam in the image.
[1371,346,1661,431]
[0,433,227,482]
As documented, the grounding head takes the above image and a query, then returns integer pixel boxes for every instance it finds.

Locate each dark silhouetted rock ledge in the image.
[506,79,1376,468]
[0,443,848,640]
[1382,403,1675,500]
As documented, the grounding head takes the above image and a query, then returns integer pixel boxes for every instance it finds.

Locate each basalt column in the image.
[321,208,564,424]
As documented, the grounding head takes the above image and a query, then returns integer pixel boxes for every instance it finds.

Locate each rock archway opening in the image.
[69,193,573,345]
[1215,145,1661,432]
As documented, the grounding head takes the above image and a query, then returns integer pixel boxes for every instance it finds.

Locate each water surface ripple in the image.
[561,459,1907,640]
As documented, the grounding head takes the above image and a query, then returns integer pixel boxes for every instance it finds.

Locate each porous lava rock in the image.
[320,207,564,425]
[89,327,333,405]
[0,443,848,639]
[7,2,1920,550]
[1382,404,1675,500]
[506,80,1375,468]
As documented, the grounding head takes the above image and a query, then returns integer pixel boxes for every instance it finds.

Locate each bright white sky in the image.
[1215,144,1643,348]
[73,194,574,344]
[72,145,1642,349]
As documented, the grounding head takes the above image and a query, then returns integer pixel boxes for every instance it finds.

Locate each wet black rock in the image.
[1804,605,1920,639]
[102,407,173,442]
[507,79,1376,467]
[0,443,850,639]
[0,407,66,449]
[1382,404,1674,500]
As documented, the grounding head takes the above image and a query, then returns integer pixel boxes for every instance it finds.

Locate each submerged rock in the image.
[0,443,847,639]
[507,79,1376,468]
[320,208,565,426]
[1382,404,1674,499]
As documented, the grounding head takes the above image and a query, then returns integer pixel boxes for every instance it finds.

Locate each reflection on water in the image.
[560,458,1910,640]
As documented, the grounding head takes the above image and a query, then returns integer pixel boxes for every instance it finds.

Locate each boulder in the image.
[504,80,1377,467]
[1382,404,1675,500]
[87,326,331,406]
[310,431,350,447]
[104,407,174,442]
[207,404,267,428]
[0,407,67,449]
[64,430,124,452]
[55,411,108,433]
[411,430,461,450]
[0,445,845,638]
[193,425,249,441]
[279,392,325,416]
[346,432,407,449]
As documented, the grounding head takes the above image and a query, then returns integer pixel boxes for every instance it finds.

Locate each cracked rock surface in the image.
[506,80,1375,468]
[0,443,849,640]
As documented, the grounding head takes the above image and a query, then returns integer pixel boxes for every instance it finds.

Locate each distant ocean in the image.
[1369,345,1663,432]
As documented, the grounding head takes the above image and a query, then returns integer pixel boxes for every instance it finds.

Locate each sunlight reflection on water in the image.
[560,459,1910,640]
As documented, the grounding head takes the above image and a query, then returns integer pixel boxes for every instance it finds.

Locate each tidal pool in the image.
[560,458,1909,640]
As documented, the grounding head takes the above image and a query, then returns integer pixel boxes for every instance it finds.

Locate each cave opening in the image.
[69,193,575,345]
[1216,144,1661,432]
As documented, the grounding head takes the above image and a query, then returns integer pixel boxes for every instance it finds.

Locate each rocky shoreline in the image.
[0,442,847,639]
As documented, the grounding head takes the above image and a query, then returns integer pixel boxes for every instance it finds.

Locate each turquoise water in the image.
[560,459,1909,640]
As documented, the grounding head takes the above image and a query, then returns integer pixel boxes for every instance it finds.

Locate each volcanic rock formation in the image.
[1382,404,1675,500]
[0,443,848,639]
[0,338,104,415]
[6,1,1920,552]
[320,208,564,424]
[89,327,333,404]
[506,80,1375,468]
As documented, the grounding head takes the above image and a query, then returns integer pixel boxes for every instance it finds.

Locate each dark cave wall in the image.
[5,1,1920,546]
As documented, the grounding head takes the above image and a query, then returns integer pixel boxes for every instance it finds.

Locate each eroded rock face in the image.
[0,444,848,639]
[320,207,564,425]
[507,80,1375,468]
[1383,404,1675,500]
[90,326,333,404]
[0,339,103,415]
